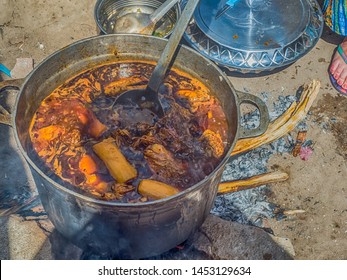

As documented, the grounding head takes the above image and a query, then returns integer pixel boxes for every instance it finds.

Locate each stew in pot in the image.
[29,61,228,202]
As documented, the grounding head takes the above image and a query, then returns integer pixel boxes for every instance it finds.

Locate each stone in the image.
[0,215,48,259]
[149,214,293,260]
[188,215,293,260]
[10,58,34,79]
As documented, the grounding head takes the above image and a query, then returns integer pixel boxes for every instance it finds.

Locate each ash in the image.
[212,94,302,227]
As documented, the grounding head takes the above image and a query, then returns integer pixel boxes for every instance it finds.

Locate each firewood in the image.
[217,170,289,195]
[292,131,307,157]
[283,209,306,215]
[231,80,320,156]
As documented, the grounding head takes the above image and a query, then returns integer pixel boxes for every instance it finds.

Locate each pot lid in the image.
[182,0,324,73]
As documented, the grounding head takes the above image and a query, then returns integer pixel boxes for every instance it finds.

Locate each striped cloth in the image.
[323,0,347,36]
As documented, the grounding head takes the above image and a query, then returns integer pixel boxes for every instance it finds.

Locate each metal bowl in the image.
[94,0,181,38]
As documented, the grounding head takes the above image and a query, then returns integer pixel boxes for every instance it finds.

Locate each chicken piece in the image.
[99,183,135,201]
[133,134,159,149]
[196,102,228,140]
[175,89,212,112]
[34,98,107,140]
[112,183,135,200]
[74,101,107,138]
[152,102,199,153]
[33,125,65,153]
[200,129,225,158]
[144,144,186,181]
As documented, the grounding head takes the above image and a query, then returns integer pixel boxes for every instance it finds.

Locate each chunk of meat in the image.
[175,89,212,112]
[144,144,187,182]
[196,102,228,140]
[33,125,65,153]
[87,112,108,138]
[74,101,107,138]
[200,129,225,158]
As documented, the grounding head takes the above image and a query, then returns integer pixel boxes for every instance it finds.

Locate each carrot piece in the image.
[85,174,109,193]
[79,155,98,175]
[85,173,100,185]
[138,179,179,200]
[92,138,137,183]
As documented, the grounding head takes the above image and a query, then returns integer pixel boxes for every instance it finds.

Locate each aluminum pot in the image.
[0,34,269,259]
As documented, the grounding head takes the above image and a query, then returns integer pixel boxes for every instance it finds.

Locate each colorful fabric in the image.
[323,0,347,36]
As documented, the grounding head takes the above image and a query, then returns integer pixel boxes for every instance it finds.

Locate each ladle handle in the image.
[147,0,200,93]
[149,0,180,23]
[236,90,270,139]
[0,79,23,126]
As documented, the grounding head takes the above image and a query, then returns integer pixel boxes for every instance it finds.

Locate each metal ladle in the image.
[114,0,200,118]
[113,0,180,35]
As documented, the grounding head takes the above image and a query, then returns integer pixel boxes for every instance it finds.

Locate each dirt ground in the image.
[0,0,346,259]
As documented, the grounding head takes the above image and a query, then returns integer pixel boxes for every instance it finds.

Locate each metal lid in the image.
[182,0,324,73]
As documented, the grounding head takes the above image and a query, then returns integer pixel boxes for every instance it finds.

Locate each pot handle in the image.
[0,79,24,126]
[236,90,270,139]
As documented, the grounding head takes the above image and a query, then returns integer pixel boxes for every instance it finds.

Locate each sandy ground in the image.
[0,0,346,259]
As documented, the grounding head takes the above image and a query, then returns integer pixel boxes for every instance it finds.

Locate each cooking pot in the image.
[0,34,269,259]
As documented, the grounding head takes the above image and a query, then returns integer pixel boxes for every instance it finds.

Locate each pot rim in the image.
[14,34,240,207]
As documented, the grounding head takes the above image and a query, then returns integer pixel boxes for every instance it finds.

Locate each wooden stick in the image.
[292,131,307,157]
[217,170,289,195]
[231,80,321,156]
[283,209,306,215]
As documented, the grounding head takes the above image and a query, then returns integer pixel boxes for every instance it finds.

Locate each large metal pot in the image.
[0,34,269,259]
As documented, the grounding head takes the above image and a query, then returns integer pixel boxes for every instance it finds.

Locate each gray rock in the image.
[190,215,293,260]
[0,216,49,259]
